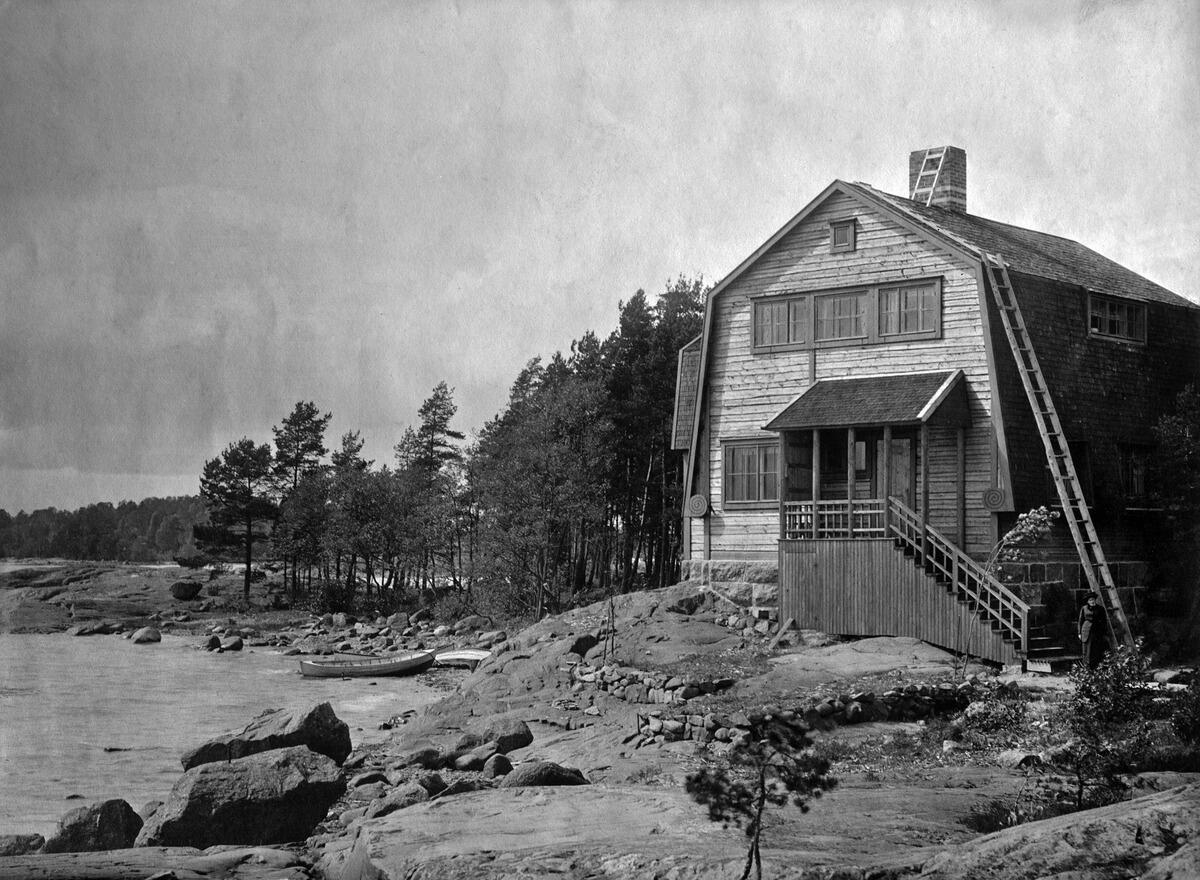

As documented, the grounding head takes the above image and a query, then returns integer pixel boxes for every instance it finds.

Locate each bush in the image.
[1068,640,1152,723]
[1170,681,1200,745]
[961,693,1028,735]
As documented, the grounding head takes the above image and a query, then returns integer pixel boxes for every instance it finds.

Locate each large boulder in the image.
[41,799,142,853]
[498,761,588,788]
[0,833,44,856]
[135,746,345,848]
[169,580,203,601]
[180,702,351,770]
[482,717,533,754]
[453,614,489,634]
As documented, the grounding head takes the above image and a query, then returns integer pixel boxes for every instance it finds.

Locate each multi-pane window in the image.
[1088,294,1146,342]
[815,292,866,341]
[724,442,779,504]
[880,283,938,337]
[753,297,806,347]
[751,278,941,352]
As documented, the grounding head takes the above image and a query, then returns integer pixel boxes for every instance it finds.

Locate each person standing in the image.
[1077,592,1107,669]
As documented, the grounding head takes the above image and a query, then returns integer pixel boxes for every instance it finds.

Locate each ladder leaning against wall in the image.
[982,253,1135,651]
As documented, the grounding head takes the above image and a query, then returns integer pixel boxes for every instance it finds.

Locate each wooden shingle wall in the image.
[699,191,997,559]
[993,272,1200,534]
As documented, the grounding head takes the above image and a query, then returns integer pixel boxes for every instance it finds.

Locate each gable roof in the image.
[682,177,1197,500]
[763,370,969,431]
[848,183,1196,309]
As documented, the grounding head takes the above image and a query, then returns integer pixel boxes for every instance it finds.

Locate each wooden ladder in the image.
[911,147,946,206]
[983,254,1135,650]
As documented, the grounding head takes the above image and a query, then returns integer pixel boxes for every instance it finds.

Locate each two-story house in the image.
[673,147,1200,667]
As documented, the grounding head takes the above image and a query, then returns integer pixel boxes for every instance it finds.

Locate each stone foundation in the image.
[681,559,779,609]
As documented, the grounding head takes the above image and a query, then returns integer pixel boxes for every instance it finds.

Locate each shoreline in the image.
[2,561,1198,879]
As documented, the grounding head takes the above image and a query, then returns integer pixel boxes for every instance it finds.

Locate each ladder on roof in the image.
[911,147,946,206]
[983,253,1134,652]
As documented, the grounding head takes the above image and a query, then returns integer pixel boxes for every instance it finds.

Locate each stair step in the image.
[1025,653,1083,675]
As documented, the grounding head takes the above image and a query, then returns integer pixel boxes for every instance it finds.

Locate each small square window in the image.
[830,220,856,253]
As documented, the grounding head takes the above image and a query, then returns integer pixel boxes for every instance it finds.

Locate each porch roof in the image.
[763,369,969,431]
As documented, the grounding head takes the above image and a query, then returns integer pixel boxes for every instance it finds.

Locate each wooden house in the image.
[673,147,1200,667]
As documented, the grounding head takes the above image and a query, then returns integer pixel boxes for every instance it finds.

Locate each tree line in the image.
[0,496,205,562]
[197,276,707,613]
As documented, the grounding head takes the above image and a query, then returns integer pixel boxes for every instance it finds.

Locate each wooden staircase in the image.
[982,254,1135,653]
[888,497,1030,659]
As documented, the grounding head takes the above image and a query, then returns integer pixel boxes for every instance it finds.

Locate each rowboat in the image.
[432,647,491,669]
[298,650,435,678]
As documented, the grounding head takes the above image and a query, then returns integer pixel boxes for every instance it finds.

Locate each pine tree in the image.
[199,438,277,602]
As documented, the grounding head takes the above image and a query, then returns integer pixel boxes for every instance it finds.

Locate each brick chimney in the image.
[908,146,966,212]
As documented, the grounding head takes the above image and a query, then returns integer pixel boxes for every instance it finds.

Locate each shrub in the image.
[1068,640,1152,723]
[1170,680,1200,745]
[961,693,1028,735]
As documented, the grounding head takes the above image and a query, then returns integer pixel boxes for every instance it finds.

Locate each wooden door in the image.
[877,437,915,508]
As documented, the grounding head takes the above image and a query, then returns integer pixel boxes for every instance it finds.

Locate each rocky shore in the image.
[2,562,1198,879]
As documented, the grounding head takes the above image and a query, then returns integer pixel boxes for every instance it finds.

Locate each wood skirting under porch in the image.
[779,538,1021,665]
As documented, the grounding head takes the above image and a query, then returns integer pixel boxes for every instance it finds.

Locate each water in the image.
[0,633,445,837]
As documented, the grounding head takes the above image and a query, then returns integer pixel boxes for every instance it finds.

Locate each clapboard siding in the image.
[780,539,1019,664]
[702,191,995,558]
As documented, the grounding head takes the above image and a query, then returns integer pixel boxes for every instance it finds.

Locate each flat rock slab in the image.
[919,782,1200,880]
[759,637,971,685]
[328,785,748,880]
[0,845,306,880]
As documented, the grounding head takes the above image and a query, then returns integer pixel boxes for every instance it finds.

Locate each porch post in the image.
[882,424,893,533]
[811,429,820,539]
[778,433,787,540]
[846,427,856,538]
[919,423,930,567]
[957,426,966,548]
[882,425,893,500]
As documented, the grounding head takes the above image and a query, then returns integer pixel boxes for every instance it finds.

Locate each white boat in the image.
[298,650,435,678]
[432,647,490,669]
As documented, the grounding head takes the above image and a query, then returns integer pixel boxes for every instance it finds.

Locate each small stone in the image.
[131,627,161,644]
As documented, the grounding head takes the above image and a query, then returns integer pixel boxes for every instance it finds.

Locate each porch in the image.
[762,371,1028,663]
[778,495,1029,664]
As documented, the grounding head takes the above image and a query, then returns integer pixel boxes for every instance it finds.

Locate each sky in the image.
[1,0,1197,514]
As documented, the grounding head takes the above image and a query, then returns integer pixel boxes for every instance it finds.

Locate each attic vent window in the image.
[1088,293,1146,343]
[830,219,856,253]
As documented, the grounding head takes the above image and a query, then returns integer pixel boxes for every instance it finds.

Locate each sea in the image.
[0,629,446,838]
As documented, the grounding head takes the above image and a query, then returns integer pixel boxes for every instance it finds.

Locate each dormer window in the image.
[1088,292,1145,343]
[830,219,856,253]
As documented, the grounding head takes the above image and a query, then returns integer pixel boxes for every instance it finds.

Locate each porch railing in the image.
[781,496,1029,651]
[887,497,1029,651]
[783,499,887,539]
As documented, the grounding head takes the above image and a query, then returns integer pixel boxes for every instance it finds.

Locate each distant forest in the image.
[3,277,707,617]
[0,496,205,562]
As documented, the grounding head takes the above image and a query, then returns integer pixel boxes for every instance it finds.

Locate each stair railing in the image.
[888,497,1030,651]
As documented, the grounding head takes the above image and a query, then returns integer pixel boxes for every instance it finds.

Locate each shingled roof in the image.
[763,370,969,431]
[848,183,1196,309]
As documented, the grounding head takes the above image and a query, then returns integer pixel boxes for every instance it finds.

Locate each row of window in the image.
[723,439,1153,505]
[752,281,941,350]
